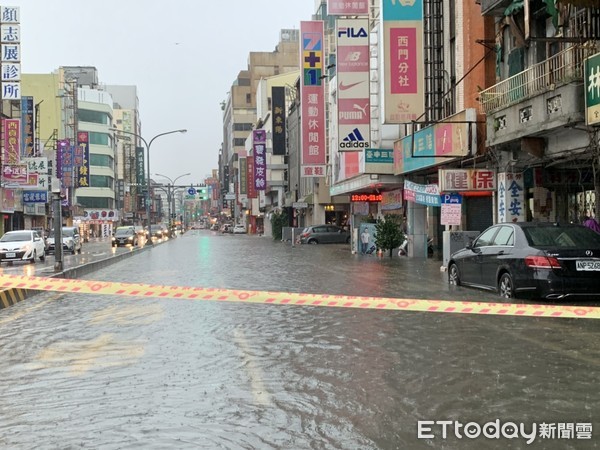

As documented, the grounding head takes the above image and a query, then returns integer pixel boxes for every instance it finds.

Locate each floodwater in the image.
[0,231,597,449]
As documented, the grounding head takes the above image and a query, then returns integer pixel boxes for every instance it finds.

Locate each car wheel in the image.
[448,263,461,286]
[498,273,514,299]
[308,239,318,244]
[39,250,45,262]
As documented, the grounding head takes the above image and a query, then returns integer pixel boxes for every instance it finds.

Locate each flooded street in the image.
[0,231,598,449]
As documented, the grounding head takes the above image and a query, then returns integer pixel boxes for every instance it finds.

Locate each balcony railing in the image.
[479,45,596,114]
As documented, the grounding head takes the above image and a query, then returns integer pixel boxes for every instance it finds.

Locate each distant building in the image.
[220,29,300,224]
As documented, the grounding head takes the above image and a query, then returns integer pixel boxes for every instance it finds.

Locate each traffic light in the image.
[196,186,208,200]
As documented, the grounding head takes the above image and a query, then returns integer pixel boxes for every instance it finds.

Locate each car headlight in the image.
[128,236,134,241]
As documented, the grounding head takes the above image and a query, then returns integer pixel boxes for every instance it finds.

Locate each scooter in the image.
[398,237,434,256]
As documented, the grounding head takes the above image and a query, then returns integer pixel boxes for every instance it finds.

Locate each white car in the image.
[0,230,46,264]
[233,225,246,234]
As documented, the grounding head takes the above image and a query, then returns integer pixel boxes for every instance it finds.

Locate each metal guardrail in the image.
[479,45,593,114]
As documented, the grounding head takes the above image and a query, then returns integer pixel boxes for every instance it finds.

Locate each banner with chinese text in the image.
[271,86,286,155]
[498,172,526,223]
[403,180,440,207]
[1,6,21,100]
[3,118,20,164]
[382,0,424,123]
[438,168,496,192]
[252,129,267,191]
[21,96,33,156]
[300,21,326,177]
[75,131,90,188]
[327,0,369,15]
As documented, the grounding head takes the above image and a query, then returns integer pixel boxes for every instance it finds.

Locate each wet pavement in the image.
[0,230,598,449]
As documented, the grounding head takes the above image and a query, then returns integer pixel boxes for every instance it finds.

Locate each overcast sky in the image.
[14,0,316,185]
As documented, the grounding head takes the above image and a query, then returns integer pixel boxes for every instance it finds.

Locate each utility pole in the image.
[51,179,63,272]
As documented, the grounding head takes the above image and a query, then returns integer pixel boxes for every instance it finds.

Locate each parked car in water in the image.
[447,222,600,300]
[232,224,246,234]
[46,226,82,254]
[112,226,140,247]
[299,225,350,244]
[0,230,46,263]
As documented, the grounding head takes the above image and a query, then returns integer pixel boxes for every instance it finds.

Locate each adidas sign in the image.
[340,128,370,149]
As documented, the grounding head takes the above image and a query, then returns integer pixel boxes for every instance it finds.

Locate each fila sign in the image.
[336,18,370,152]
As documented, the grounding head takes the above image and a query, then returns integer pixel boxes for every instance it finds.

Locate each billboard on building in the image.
[382,0,424,123]
[337,18,370,152]
[300,21,326,177]
[328,0,369,16]
[393,109,476,175]
[585,52,600,126]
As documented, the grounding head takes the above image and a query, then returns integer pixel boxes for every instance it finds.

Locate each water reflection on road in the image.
[0,230,597,449]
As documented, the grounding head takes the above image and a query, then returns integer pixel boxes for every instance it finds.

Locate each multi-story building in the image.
[104,85,141,226]
[220,29,301,227]
[243,71,299,235]
[479,1,600,223]
[22,67,124,238]
[319,0,495,256]
[20,72,62,233]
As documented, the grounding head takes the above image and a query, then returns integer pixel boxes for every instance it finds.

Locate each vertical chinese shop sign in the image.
[498,172,525,223]
[382,0,424,123]
[3,118,19,164]
[300,21,326,178]
[75,131,90,188]
[247,156,256,199]
[253,129,267,191]
[21,96,34,156]
[271,86,286,156]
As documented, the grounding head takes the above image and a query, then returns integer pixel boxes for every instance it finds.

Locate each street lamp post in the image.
[154,172,191,236]
[110,128,187,245]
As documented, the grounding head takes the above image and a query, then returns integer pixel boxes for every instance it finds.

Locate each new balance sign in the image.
[340,128,370,149]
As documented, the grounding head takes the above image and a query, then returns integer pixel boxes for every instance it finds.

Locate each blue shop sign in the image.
[23,190,48,203]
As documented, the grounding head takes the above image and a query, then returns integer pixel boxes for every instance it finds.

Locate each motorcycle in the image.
[398,236,434,256]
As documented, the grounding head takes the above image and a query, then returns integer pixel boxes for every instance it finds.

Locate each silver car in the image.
[299,225,350,244]
[46,226,82,254]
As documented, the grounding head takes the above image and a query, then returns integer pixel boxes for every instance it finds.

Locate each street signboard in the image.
[585,52,600,126]
[187,187,196,195]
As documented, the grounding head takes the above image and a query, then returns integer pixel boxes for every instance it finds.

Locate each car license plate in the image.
[5,252,15,258]
[576,260,600,271]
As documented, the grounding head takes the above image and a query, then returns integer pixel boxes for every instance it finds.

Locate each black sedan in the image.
[447,222,600,300]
